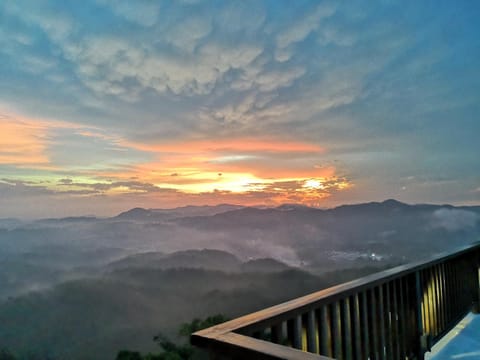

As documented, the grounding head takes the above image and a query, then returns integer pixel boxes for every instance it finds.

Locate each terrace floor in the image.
[427,313,480,360]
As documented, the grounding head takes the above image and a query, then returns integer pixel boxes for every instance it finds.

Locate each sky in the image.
[0,0,479,218]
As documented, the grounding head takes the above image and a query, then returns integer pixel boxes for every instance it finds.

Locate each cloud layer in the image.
[0,0,479,217]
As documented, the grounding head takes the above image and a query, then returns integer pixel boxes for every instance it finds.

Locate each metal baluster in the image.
[444,262,452,326]
[333,301,343,359]
[343,297,353,360]
[415,271,426,360]
[424,269,434,337]
[433,265,443,336]
[320,305,333,357]
[385,282,393,359]
[293,315,303,349]
[271,323,283,344]
[439,263,447,331]
[451,258,460,318]
[378,285,386,360]
[361,291,370,360]
[352,294,362,360]
[306,310,318,353]
[370,288,379,360]
[392,280,401,360]
[398,277,407,359]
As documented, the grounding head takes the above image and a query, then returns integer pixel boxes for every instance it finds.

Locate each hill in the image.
[0,265,385,360]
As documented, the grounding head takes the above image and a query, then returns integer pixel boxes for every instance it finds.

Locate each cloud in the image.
[0,177,178,201]
[0,116,50,166]
[121,137,324,154]
[430,208,479,232]
[214,0,266,34]
[276,2,336,49]
[0,110,151,173]
[0,179,94,198]
[255,67,306,92]
[57,179,176,194]
[97,0,160,26]
[3,0,74,42]
[164,15,212,52]
[61,34,264,98]
[0,112,89,168]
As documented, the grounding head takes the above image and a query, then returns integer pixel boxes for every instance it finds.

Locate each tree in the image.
[0,349,16,360]
[116,314,228,360]
[116,350,143,360]
[178,315,228,337]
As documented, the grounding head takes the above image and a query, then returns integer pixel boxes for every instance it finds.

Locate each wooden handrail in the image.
[197,332,332,360]
[192,242,480,360]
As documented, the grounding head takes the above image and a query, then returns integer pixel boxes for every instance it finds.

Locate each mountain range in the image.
[0,200,479,359]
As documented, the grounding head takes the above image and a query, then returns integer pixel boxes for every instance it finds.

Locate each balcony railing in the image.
[191,242,480,360]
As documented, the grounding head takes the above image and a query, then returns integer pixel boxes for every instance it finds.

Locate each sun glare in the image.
[303,179,324,190]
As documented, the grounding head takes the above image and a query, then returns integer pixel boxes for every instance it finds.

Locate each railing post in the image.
[415,271,427,360]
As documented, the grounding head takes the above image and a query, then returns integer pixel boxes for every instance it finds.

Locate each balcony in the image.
[191,243,480,360]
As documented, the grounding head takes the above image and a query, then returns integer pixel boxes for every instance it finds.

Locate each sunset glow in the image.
[0,109,351,212]
[0,119,49,166]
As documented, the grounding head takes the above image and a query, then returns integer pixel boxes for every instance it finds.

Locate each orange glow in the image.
[0,111,104,168]
[303,179,324,189]
[94,136,352,205]
[201,161,337,179]
[1,110,353,207]
[96,157,352,206]
[0,118,51,166]
[122,138,325,154]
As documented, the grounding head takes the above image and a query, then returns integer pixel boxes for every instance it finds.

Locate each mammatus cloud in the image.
[276,2,336,50]
[97,0,161,27]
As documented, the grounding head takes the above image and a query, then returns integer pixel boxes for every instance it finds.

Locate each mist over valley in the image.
[0,200,478,359]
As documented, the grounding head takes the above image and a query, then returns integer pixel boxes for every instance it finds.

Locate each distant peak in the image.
[382,199,406,206]
[276,203,312,211]
[115,207,151,218]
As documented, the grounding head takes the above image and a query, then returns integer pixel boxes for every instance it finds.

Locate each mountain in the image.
[115,207,165,221]
[115,204,244,221]
[107,249,293,274]
[37,216,99,224]
[0,199,478,359]
[0,218,23,230]
[176,207,291,230]
[107,249,242,272]
[1,199,478,301]
[275,203,315,211]
[328,199,412,216]
[172,199,480,270]
[241,258,291,272]
[0,265,385,360]
[153,204,244,217]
